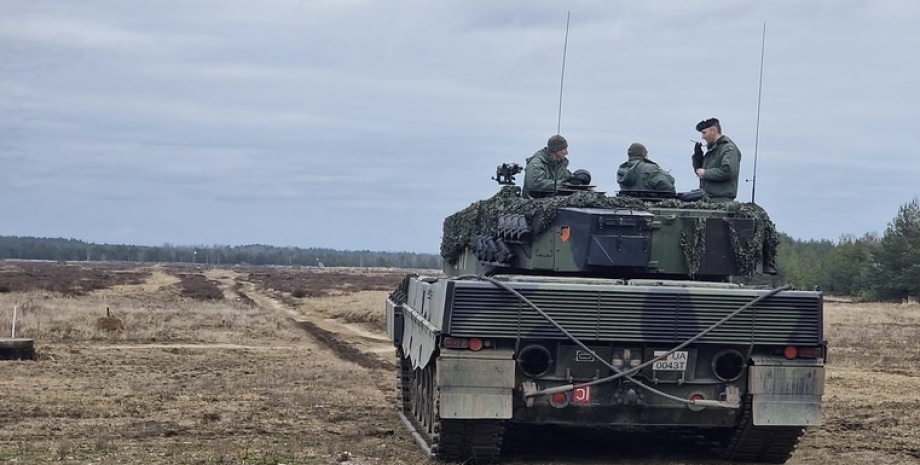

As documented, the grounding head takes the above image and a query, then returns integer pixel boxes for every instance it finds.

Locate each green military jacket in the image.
[699,136,741,202]
[523,148,571,199]
[617,157,675,193]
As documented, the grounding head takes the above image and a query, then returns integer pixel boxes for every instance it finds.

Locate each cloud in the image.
[0,1,917,252]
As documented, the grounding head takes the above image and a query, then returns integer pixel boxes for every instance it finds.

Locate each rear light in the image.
[688,393,706,412]
[443,337,491,351]
[468,338,483,351]
[443,337,469,349]
[797,347,822,359]
[549,392,570,408]
[774,345,823,360]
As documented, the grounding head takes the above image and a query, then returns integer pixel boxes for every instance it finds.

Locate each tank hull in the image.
[386,274,825,463]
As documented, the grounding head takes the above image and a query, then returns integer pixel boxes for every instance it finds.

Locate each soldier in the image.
[617,142,675,193]
[522,135,573,199]
[692,118,741,202]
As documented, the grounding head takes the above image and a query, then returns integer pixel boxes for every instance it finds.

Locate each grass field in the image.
[1,262,918,465]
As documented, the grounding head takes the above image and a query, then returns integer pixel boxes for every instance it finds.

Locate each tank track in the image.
[396,348,504,463]
[720,394,805,463]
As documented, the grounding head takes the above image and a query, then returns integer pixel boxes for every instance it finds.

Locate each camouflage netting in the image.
[656,199,780,276]
[441,189,779,276]
[441,187,647,264]
[680,216,708,276]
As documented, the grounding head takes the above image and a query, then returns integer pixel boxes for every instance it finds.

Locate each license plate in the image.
[653,350,688,371]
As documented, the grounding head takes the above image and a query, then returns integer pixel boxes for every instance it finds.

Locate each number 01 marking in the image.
[573,387,590,403]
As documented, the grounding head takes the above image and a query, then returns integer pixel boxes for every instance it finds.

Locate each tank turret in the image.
[441,165,778,281]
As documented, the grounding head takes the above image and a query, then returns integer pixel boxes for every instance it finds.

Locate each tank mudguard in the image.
[386,298,403,345]
[438,349,516,420]
[748,362,825,427]
[400,301,439,370]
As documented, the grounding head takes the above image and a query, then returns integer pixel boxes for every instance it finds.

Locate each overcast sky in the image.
[1,1,918,254]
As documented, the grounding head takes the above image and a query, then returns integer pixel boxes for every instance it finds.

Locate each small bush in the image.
[177,274,224,301]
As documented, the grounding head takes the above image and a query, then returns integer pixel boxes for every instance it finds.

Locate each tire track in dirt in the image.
[292,320,392,371]
[234,278,394,371]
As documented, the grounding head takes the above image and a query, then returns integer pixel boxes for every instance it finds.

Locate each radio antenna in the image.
[750,22,766,204]
[556,12,570,135]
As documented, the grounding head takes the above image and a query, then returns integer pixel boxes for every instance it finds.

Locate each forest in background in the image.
[744,197,919,302]
[0,238,441,270]
[2,198,918,302]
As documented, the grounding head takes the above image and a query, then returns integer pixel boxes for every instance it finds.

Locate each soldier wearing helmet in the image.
[692,118,741,202]
[522,135,573,199]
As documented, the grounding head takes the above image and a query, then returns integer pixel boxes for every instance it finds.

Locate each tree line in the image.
[3,197,918,301]
[757,197,920,301]
[0,237,442,270]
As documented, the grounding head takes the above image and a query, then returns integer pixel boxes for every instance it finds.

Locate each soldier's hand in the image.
[692,142,704,169]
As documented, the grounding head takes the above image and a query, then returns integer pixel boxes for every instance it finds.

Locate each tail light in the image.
[550,392,570,408]
[687,393,706,412]
[443,337,492,351]
[797,347,822,359]
[468,338,483,351]
[443,337,469,349]
[780,345,823,360]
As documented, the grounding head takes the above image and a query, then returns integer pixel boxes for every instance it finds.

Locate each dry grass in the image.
[0,274,302,345]
[0,343,410,465]
[2,263,919,464]
[246,267,405,298]
[795,301,920,464]
[295,290,390,331]
[824,301,920,372]
[0,264,423,465]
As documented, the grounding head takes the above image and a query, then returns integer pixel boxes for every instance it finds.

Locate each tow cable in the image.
[457,274,791,409]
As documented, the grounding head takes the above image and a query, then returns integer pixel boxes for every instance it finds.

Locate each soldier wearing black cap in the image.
[523,135,573,199]
[692,118,741,202]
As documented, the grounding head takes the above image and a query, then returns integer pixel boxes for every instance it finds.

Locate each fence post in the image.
[11,304,18,338]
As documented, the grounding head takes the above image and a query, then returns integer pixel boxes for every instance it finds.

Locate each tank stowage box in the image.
[387,185,823,464]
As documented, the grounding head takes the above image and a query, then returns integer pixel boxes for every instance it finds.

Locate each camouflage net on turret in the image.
[441,187,647,265]
[441,191,779,275]
[656,199,780,276]
[680,216,708,277]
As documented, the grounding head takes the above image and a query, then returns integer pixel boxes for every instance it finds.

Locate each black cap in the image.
[695,118,719,132]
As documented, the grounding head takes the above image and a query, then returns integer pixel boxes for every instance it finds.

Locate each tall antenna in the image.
[751,22,766,204]
[556,12,571,135]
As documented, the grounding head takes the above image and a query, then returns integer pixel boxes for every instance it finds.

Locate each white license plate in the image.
[652,350,688,371]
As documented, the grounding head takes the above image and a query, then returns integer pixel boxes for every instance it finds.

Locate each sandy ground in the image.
[1,264,919,465]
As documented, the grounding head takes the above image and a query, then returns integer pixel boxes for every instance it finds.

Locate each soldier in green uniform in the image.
[692,118,741,202]
[523,135,573,199]
[617,142,675,193]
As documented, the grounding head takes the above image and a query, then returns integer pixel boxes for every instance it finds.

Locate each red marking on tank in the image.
[573,387,590,403]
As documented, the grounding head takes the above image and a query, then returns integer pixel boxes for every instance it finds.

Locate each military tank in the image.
[385,164,825,463]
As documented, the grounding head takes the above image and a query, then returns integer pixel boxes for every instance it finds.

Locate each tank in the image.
[385,164,825,463]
